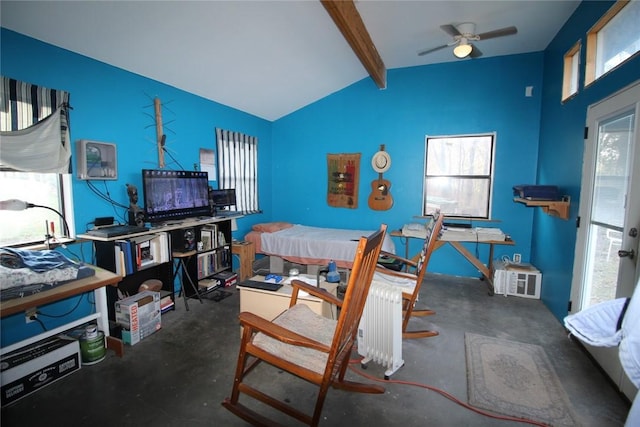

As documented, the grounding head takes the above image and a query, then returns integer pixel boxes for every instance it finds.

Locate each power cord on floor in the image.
[347,356,548,426]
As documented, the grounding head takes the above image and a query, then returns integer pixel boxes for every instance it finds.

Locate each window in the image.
[0,77,74,246]
[0,172,73,246]
[585,0,640,86]
[562,41,581,101]
[215,128,259,213]
[423,133,495,219]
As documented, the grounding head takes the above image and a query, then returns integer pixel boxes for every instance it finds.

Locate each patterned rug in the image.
[465,333,579,426]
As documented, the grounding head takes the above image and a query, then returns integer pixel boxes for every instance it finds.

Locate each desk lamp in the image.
[0,199,71,238]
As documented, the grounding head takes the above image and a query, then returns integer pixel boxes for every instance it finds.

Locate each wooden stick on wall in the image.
[154,97,165,168]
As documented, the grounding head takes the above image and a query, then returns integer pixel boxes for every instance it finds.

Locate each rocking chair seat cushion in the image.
[253,304,337,374]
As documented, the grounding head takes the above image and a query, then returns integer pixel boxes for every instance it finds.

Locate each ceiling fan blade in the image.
[477,26,517,40]
[440,24,461,37]
[469,44,483,58]
[417,43,450,56]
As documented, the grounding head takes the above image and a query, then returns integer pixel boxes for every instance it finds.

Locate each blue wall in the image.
[535,1,640,320]
[0,29,273,346]
[3,0,640,345]
[272,54,544,276]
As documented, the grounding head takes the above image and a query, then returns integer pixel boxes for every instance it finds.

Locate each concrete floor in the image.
[0,266,631,426]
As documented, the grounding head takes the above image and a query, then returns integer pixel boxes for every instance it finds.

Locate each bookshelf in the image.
[79,217,236,335]
[176,220,234,299]
[513,197,570,220]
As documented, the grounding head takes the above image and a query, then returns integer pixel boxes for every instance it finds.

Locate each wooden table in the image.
[1,266,123,356]
[232,241,255,281]
[391,230,515,295]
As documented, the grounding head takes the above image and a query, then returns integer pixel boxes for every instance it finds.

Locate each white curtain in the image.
[216,128,259,213]
[0,108,70,173]
[0,76,71,173]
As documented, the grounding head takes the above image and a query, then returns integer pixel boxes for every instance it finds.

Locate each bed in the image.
[244,222,395,272]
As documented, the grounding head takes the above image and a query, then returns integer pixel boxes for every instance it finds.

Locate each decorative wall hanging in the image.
[327,153,360,209]
[368,144,393,210]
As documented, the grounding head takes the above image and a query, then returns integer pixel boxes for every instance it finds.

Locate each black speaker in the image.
[172,228,196,252]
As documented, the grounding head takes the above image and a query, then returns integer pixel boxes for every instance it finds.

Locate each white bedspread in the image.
[260,224,395,264]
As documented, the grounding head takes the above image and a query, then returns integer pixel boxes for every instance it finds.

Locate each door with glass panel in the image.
[570,80,640,400]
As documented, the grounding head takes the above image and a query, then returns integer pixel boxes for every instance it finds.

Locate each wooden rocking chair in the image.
[222,224,388,426]
[374,211,443,339]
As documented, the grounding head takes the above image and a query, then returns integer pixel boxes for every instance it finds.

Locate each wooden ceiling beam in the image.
[320,0,386,89]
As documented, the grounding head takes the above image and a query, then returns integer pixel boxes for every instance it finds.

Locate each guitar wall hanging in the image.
[368,144,393,210]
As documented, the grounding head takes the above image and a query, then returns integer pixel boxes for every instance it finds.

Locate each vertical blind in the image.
[216,128,259,213]
[0,76,71,173]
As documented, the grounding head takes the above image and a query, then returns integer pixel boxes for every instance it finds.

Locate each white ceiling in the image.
[1,1,580,121]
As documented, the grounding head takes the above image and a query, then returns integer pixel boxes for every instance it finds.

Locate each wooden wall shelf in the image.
[514,197,570,220]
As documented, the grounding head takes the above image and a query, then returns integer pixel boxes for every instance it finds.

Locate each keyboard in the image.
[86,224,149,238]
[237,279,283,292]
[216,210,241,217]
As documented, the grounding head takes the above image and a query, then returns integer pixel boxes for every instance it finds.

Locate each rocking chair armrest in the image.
[290,279,343,307]
[238,311,331,353]
[379,250,417,268]
[375,266,418,282]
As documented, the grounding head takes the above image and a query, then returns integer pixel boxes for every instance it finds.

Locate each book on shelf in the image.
[201,224,218,249]
[114,232,170,276]
[160,294,174,313]
[213,270,238,287]
[198,278,220,292]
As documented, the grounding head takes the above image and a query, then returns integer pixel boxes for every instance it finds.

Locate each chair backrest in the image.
[414,210,443,282]
[328,224,387,374]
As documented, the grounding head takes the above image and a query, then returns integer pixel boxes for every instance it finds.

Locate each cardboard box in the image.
[115,290,161,345]
[1,336,81,406]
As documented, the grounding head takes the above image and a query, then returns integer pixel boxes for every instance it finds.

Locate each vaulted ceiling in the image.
[1,1,580,121]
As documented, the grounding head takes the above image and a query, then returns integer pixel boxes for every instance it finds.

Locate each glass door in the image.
[571,80,640,400]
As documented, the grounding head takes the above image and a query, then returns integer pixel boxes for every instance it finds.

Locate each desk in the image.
[238,275,338,323]
[391,230,515,294]
[1,266,123,356]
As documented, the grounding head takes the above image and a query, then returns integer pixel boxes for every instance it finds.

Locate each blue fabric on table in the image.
[0,247,79,272]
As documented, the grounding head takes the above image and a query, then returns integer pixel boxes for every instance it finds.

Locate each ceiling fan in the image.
[418,23,517,59]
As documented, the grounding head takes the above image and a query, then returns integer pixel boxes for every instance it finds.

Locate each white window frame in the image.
[422,132,496,220]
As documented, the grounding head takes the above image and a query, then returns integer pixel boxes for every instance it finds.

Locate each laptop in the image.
[237,279,283,292]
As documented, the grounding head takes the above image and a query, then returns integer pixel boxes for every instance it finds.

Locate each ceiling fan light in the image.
[453,43,472,58]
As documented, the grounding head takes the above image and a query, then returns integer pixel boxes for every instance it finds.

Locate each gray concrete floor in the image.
[0,262,631,426]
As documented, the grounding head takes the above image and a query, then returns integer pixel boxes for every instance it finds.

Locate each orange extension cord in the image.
[348,357,549,427]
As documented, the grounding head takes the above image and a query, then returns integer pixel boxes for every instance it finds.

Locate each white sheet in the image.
[564,279,640,427]
[260,224,395,264]
[440,227,506,242]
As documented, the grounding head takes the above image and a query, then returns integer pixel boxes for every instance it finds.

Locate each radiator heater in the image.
[357,280,404,378]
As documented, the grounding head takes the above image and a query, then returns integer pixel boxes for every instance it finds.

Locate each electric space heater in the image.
[357,280,404,378]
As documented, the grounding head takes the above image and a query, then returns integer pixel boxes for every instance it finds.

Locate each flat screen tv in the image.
[142,169,211,224]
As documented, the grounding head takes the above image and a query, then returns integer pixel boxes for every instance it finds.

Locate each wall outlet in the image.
[513,253,522,264]
[25,308,37,323]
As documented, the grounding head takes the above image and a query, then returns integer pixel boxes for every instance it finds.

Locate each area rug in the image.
[465,333,579,426]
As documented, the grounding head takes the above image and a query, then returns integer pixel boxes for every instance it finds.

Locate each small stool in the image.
[172,250,203,310]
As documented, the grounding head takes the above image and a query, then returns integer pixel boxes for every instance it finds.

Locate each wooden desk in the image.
[238,275,338,322]
[391,230,515,295]
[1,266,123,356]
